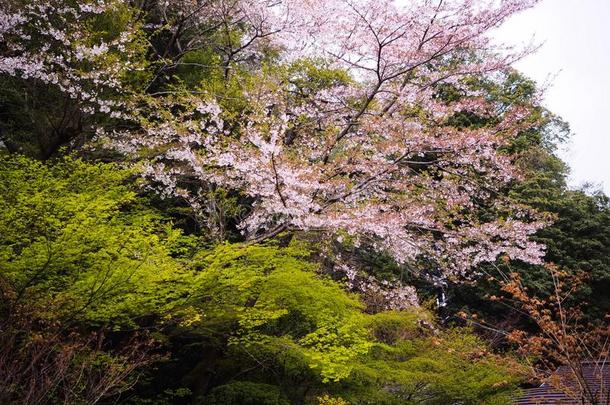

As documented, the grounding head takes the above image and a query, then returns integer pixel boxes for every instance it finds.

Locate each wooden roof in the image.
[516,362,610,405]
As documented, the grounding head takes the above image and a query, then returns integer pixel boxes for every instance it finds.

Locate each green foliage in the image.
[175,48,223,88]
[108,240,519,404]
[204,381,290,405]
[332,315,521,405]
[180,242,371,383]
[511,149,610,307]
[282,59,353,98]
[316,395,349,405]
[0,154,187,327]
[517,186,610,317]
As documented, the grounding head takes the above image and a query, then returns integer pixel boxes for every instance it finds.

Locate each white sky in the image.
[493,0,610,194]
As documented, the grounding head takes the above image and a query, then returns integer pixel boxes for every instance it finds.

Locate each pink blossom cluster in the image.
[0,0,143,115]
[188,81,545,273]
[338,264,419,311]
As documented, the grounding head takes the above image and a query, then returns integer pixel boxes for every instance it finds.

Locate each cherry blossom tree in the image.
[2,0,546,278]
[124,0,546,277]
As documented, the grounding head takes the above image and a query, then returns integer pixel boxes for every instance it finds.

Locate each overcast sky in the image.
[493,0,610,194]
